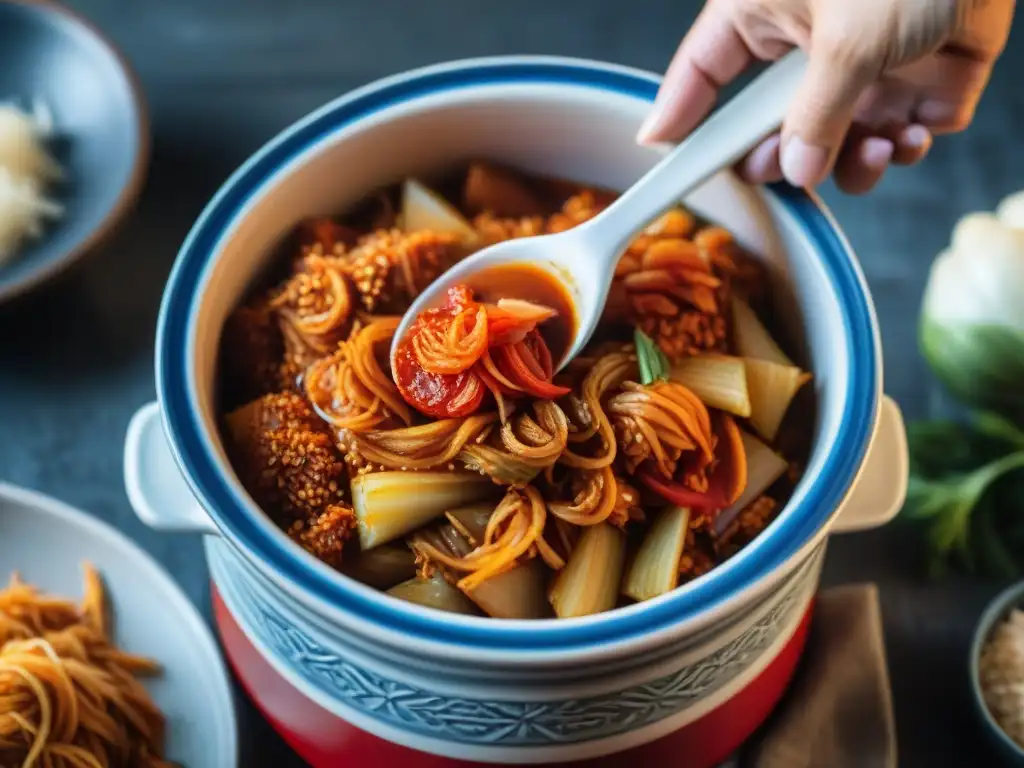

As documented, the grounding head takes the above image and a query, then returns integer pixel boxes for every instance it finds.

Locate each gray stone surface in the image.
[1,1,1021,765]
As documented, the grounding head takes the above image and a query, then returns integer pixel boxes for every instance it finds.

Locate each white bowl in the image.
[125,56,909,766]
[0,482,237,767]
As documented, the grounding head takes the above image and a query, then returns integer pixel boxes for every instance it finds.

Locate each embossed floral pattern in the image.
[215,545,818,747]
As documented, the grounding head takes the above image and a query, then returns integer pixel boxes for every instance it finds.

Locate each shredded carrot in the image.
[412,305,489,374]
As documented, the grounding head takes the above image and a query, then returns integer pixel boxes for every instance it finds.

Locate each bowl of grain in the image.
[0,0,149,304]
[972,581,1024,764]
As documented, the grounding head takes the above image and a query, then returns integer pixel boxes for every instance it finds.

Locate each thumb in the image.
[781,36,883,188]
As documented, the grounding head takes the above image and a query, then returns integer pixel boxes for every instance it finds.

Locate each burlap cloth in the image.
[737,583,897,768]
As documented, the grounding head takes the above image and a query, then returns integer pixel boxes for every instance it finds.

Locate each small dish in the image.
[0,0,149,303]
[970,580,1024,765]
[0,481,237,767]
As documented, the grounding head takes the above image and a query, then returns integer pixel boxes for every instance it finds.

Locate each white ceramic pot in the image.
[123,57,908,767]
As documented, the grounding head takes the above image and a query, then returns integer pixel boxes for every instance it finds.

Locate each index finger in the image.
[638,3,754,144]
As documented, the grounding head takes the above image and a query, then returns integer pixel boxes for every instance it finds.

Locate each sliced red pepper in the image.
[518,331,550,379]
[393,284,567,417]
[487,308,538,347]
[637,414,749,510]
[524,330,556,378]
[474,361,515,397]
[637,464,729,510]
[493,341,570,399]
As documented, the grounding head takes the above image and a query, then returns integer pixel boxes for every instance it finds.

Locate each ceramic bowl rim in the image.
[155,55,880,655]
[0,0,151,304]
[969,579,1024,762]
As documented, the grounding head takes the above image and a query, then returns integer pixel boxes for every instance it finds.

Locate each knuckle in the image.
[812,27,881,77]
[728,2,790,57]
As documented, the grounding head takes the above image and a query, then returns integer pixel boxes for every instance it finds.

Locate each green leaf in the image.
[634,328,669,386]
[997,473,1024,548]
[973,410,1024,450]
[960,451,1024,505]
[903,476,958,520]
[920,450,1024,574]
[920,316,1024,423]
[976,469,1024,576]
[971,495,1019,579]
[635,337,652,385]
[907,419,1010,479]
[926,491,974,558]
[655,344,671,379]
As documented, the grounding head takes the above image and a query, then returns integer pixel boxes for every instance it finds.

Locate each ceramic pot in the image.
[123,57,908,767]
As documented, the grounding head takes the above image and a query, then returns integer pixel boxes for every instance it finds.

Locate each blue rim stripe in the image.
[157,59,878,652]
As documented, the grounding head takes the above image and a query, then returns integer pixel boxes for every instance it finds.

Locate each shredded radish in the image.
[495,298,557,324]
[0,101,63,266]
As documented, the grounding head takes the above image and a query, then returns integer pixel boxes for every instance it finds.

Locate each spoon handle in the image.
[579,48,808,259]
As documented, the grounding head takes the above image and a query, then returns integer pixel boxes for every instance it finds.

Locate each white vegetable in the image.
[388,573,479,615]
[731,295,793,367]
[401,178,476,239]
[340,544,417,589]
[0,102,62,266]
[0,103,61,183]
[621,506,689,602]
[350,471,497,549]
[744,357,811,442]
[444,503,497,543]
[549,523,625,618]
[713,430,788,536]
[996,190,1024,230]
[466,559,551,619]
[411,504,552,619]
[670,354,751,417]
[0,168,61,265]
[921,197,1024,417]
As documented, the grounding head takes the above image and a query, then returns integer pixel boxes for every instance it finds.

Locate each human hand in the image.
[638,0,1015,193]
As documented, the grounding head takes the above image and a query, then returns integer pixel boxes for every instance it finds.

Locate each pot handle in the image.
[124,401,220,536]
[832,395,909,533]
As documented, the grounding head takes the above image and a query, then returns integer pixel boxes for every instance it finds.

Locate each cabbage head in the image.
[920,192,1024,421]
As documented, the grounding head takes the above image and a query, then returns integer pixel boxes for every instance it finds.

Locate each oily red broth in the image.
[466,264,577,367]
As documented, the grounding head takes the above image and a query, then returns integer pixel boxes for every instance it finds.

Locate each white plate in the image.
[0,481,237,767]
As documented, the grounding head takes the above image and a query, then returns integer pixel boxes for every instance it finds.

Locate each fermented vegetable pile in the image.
[218,163,814,618]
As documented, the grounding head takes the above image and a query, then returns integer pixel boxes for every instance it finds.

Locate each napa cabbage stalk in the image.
[920,193,1024,419]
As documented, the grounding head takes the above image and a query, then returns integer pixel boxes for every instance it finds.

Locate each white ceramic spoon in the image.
[391,49,809,369]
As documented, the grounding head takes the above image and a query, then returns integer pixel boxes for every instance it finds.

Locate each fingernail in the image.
[741,134,782,183]
[636,80,683,145]
[916,99,955,124]
[637,102,668,145]
[900,124,932,151]
[780,137,829,188]
[861,137,894,170]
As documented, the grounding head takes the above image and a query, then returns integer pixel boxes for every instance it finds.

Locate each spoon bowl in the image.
[391,49,808,370]
[392,229,604,370]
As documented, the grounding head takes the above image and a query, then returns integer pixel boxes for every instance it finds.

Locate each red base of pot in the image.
[213,588,812,768]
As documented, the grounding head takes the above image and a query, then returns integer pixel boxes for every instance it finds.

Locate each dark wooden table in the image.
[1,1,1021,765]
